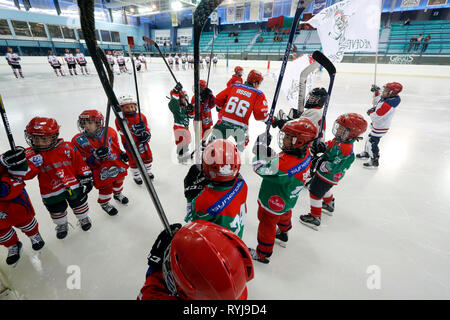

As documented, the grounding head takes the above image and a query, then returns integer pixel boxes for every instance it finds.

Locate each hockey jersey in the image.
[168,56,174,64]
[185,177,248,238]
[168,91,193,128]
[106,54,115,65]
[138,55,146,63]
[75,53,86,64]
[253,151,311,215]
[64,53,76,64]
[9,140,92,205]
[315,138,355,185]
[215,83,269,128]
[190,94,216,128]
[212,56,218,63]
[48,55,61,67]
[227,74,243,87]
[71,128,128,189]
[116,55,125,64]
[114,113,151,153]
[5,53,20,66]
[368,94,401,137]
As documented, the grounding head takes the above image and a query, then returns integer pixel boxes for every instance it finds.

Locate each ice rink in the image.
[1,56,450,299]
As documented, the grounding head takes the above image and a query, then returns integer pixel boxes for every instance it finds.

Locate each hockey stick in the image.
[142,36,180,86]
[311,50,336,146]
[127,40,143,123]
[298,61,319,113]
[78,0,172,236]
[265,0,314,136]
[0,95,16,150]
[206,24,216,87]
[193,0,224,164]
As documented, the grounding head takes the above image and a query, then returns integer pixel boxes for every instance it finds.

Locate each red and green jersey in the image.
[316,138,355,185]
[253,151,311,215]
[184,177,247,238]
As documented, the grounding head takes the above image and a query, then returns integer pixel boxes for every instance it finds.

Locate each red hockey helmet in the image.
[78,110,104,138]
[25,117,60,151]
[383,82,403,97]
[163,220,254,300]
[246,70,263,85]
[199,80,207,90]
[333,113,368,141]
[202,139,241,182]
[234,66,243,75]
[279,118,318,153]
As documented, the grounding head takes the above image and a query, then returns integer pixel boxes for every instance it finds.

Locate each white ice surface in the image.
[1,57,450,300]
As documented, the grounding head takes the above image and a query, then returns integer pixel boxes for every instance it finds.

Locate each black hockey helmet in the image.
[305,87,328,109]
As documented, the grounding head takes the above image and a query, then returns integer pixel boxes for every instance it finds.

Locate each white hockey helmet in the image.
[118,94,137,106]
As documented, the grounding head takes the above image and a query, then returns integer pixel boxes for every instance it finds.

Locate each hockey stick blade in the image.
[298,61,320,112]
[142,36,156,46]
[312,51,336,76]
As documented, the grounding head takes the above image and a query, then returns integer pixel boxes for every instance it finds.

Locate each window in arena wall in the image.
[111,31,121,43]
[11,20,32,37]
[29,22,47,38]
[0,19,12,36]
[61,26,76,39]
[77,28,84,40]
[101,30,112,42]
[48,24,63,39]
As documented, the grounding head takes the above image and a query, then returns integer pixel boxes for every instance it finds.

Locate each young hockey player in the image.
[168,84,194,164]
[10,117,94,239]
[356,82,403,168]
[199,54,204,69]
[75,48,89,75]
[64,49,78,76]
[212,54,218,67]
[138,53,147,71]
[184,139,247,238]
[190,80,216,140]
[47,50,65,77]
[5,47,23,79]
[167,54,174,68]
[205,54,210,65]
[181,53,187,70]
[116,51,128,74]
[211,70,269,152]
[0,158,45,266]
[106,50,115,73]
[300,113,368,230]
[188,53,194,69]
[138,220,254,300]
[72,110,130,216]
[134,55,142,72]
[248,119,318,264]
[227,66,243,87]
[174,53,180,69]
[115,95,154,183]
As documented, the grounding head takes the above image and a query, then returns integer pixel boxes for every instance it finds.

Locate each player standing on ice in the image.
[211,70,269,152]
[47,50,65,77]
[205,54,210,66]
[212,54,218,67]
[9,117,94,239]
[75,48,89,75]
[199,54,204,69]
[174,53,180,70]
[0,160,45,266]
[248,119,318,264]
[356,82,403,168]
[72,110,130,216]
[115,95,154,183]
[188,52,194,69]
[190,80,216,142]
[181,53,187,70]
[227,66,244,87]
[167,54,174,68]
[64,49,78,76]
[168,85,194,164]
[138,53,147,71]
[134,55,142,72]
[184,139,247,238]
[300,113,367,230]
[116,51,129,74]
[106,50,116,73]
[138,220,254,300]
[5,47,23,79]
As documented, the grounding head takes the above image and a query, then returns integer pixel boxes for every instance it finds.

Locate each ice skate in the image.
[79,216,92,231]
[364,157,379,169]
[322,198,335,216]
[299,214,321,231]
[113,192,129,205]
[248,248,270,264]
[148,172,154,180]
[133,176,143,185]
[6,242,22,266]
[29,232,45,251]
[55,222,69,239]
[101,202,118,216]
[356,151,370,159]
[275,228,288,248]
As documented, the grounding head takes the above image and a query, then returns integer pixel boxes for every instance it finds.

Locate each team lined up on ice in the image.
[0,62,403,300]
[166,52,218,69]
[4,47,148,78]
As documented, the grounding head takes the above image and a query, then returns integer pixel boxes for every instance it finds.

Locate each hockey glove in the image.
[310,141,327,155]
[184,164,209,201]
[288,108,301,119]
[138,130,151,144]
[131,122,146,135]
[367,107,376,116]
[371,85,380,93]
[147,223,182,270]
[0,147,27,169]
[93,146,109,161]
[173,82,183,94]
[185,103,194,114]
[200,88,213,103]
[78,174,93,195]
[120,152,129,163]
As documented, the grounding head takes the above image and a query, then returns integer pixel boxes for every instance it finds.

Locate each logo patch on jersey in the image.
[30,154,43,167]
[288,155,311,177]
[100,166,126,180]
[206,179,245,216]
[0,212,8,219]
[268,196,285,212]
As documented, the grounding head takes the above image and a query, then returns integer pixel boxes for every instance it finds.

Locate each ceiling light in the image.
[171,1,182,11]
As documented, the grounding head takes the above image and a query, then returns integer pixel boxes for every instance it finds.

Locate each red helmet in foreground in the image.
[279,118,318,153]
[333,113,368,141]
[163,220,254,300]
[202,139,241,182]
[384,82,403,96]
[25,117,60,151]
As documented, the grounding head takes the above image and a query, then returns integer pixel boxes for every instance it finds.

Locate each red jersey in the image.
[0,167,25,201]
[71,128,128,189]
[115,113,150,151]
[9,140,92,202]
[215,84,269,128]
[190,95,216,128]
[227,74,243,87]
